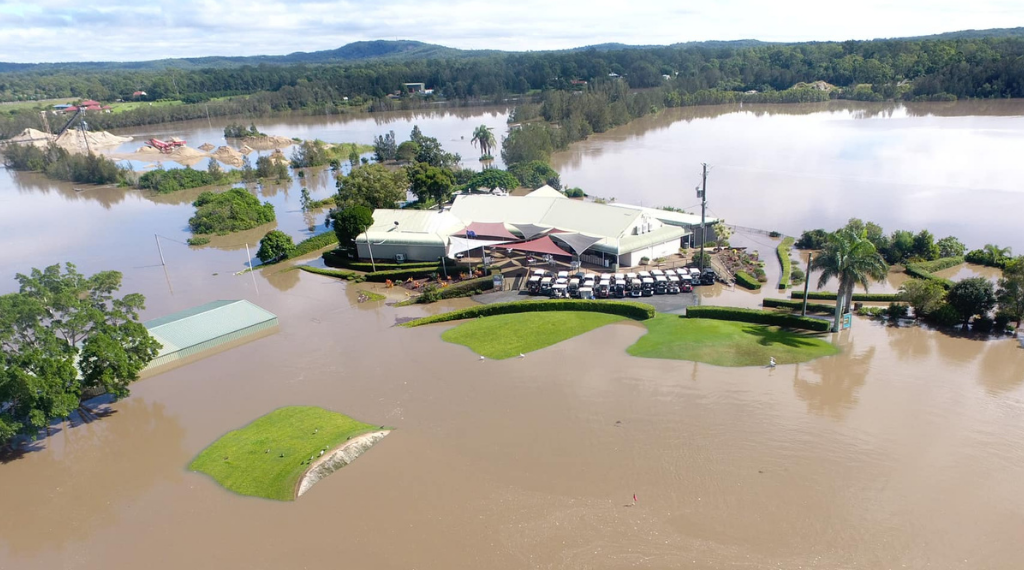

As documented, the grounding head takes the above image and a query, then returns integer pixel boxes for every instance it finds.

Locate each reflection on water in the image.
[793,329,874,419]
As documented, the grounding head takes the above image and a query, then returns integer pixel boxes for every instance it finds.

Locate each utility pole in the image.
[155,234,166,266]
[801,252,813,317]
[697,163,708,271]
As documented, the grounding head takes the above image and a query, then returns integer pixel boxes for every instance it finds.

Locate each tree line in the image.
[4,35,1024,138]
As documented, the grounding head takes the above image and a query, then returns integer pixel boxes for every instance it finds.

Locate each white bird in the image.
[319,450,324,457]
[769,357,776,368]
[518,353,525,358]
[479,356,485,361]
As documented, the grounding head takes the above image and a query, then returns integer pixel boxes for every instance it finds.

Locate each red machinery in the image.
[146,138,186,153]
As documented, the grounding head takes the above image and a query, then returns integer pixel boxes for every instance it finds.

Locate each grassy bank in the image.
[441,311,625,359]
[189,406,382,501]
[627,314,838,366]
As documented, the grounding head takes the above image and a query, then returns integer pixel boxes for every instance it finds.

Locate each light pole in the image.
[363,220,399,272]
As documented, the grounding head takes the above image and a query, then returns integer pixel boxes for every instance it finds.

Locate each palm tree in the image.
[812,229,889,332]
[982,243,1012,265]
[471,125,496,160]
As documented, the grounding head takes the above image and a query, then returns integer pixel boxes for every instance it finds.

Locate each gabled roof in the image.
[356,208,464,247]
[449,194,642,240]
[145,300,277,357]
[526,185,566,199]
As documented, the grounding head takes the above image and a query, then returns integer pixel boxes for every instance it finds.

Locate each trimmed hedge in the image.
[734,271,762,290]
[322,249,440,271]
[402,300,656,327]
[297,266,360,281]
[790,291,899,302]
[777,236,795,290]
[686,306,831,332]
[762,298,836,314]
[286,232,338,261]
[904,256,961,289]
[420,275,495,303]
[364,265,447,282]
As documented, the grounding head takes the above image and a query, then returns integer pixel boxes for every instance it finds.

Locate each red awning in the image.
[456,222,518,240]
[507,235,571,258]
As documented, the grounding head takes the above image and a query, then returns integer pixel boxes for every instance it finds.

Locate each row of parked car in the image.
[525,267,718,298]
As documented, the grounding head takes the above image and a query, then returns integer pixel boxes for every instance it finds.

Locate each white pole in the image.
[155,234,166,266]
[245,243,260,295]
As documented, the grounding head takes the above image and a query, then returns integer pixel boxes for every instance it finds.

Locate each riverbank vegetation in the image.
[1,143,124,184]
[442,311,626,359]
[189,406,381,501]
[188,188,275,235]
[0,263,160,448]
[777,237,795,289]
[627,314,838,366]
[6,34,1024,139]
[137,164,242,193]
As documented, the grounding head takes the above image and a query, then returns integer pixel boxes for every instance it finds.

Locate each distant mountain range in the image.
[3,28,1023,73]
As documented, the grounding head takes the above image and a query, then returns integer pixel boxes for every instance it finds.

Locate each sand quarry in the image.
[7,127,294,168]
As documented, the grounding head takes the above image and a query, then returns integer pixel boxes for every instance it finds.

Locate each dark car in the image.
[596,283,610,298]
[700,269,717,286]
[613,283,626,298]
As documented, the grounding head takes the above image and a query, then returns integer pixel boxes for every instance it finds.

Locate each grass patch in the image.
[777,236,795,289]
[189,406,382,501]
[627,314,838,366]
[441,311,625,359]
[359,289,385,301]
[298,265,364,281]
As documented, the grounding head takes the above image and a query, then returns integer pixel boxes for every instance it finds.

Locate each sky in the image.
[0,0,1022,63]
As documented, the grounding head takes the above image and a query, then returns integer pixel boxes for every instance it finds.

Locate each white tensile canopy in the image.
[550,232,603,256]
[446,236,512,258]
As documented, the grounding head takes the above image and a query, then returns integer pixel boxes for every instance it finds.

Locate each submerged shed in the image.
[142,300,278,376]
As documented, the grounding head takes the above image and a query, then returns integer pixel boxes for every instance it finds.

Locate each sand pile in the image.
[54,129,133,153]
[243,135,293,150]
[198,143,215,152]
[296,431,390,498]
[7,128,54,148]
[211,145,244,168]
[238,144,254,155]
[268,149,289,164]
[168,145,210,167]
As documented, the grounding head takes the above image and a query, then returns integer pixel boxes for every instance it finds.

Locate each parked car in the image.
[700,269,717,286]
[680,279,693,293]
[596,282,610,298]
[613,282,626,298]
[527,276,542,295]
[630,279,643,297]
[641,277,655,297]
[557,271,569,280]
[568,278,580,297]
[540,277,553,294]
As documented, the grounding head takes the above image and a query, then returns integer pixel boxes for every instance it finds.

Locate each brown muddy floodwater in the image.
[1,102,1024,569]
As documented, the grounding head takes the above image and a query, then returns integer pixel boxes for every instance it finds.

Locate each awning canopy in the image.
[447,236,512,258]
[455,222,518,240]
[507,235,571,258]
[550,232,603,256]
[510,223,551,240]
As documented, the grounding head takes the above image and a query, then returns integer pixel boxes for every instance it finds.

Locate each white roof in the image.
[526,185,566,199]
[356,209,464,246]
[609,202,717,227]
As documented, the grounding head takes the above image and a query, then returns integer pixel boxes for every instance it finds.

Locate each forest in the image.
[1,34,1024,139]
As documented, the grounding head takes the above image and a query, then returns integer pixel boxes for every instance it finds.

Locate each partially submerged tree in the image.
[898,278,947,317]
[0,264,160,447]
[409,162,456,205]
[257,230,295,263]
[812,229,889,332]
[332,205,374,248]
[996,257,1024,327]
[946,277,997,330]
[471,124,496,159]
[335,163,408,210]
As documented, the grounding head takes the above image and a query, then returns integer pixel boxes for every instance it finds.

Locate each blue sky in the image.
[0,0,1022,63]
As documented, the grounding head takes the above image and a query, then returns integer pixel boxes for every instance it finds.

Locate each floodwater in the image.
[2,102,1024,569]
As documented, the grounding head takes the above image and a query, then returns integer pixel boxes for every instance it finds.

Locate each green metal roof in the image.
[144,300,278,357]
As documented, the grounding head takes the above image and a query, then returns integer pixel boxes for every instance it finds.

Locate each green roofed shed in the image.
[142,300,278,375]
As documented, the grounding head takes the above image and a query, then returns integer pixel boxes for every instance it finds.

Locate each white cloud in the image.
[0,0,1022,62]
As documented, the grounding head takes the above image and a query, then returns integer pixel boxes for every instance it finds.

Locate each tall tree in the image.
[409,162,456,205]
[812,229,889,332]
[331,205,374,248]
[256,230,295,263]
[1,264,160,447]
[936,236,966,258]
[471,125,496,159]
[335,163,408,210]
[947,277,997,330]
[996,257,1024,328]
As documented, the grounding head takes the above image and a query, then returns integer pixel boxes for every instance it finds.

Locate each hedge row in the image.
[686,306,831,332]
[734,271,762,290]
[364,265,447,282]
[790,291,899,302]
[417,275,495,304]
[904,256,962,289]
[297,266,360,281]
[762,298,836,314]
[322,249,440,271]
[777,236,795,290]
[286,232,338,261]
[402,300,657,327]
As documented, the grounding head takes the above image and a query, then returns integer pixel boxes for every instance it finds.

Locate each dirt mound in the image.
[54,129,133,153]
[242,135,293,150]
[198,143,215,152]
[211,145,244,168]
[7,128,54,147]
[268,149,289,164]
[168,145,210,167]
[238,145,255,155]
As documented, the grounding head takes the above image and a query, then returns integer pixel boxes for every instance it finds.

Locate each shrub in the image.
[639,256,650,266]
[994,312,1012,333]
[777,236,795,289]
[298,266,361,281]
[904,256,961,288]
[403,300,656,327]
[795,229,828,249]
[857,306,886,317]
[790,291,899,302]
[685,306,831,332]
[414,275,495,303]
[885,303,910,320]
[769,231,781,238]
[187,237,210,246]
[927,303,961,327]
[972,315,995,333]
[257,230,295,263]
[762,298,836,314]
[791,266,806,285]
[734,271,761,290]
